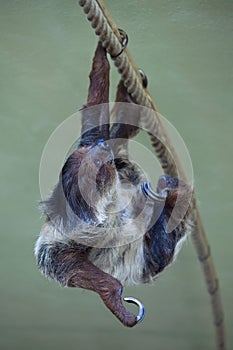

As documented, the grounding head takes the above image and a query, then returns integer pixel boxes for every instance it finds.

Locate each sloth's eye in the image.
[94,158,103,167]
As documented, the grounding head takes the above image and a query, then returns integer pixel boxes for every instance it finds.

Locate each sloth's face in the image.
[87,140,117,195]
[60,140,118,223]
[63,140,117,200]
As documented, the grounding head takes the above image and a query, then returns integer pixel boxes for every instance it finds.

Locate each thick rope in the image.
[78,1,226,349]
[80,0,180,176]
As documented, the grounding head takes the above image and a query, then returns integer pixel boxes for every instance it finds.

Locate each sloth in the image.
[35,41,193,327]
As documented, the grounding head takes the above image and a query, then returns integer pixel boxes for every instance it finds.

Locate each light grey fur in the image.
[35,166,155,286]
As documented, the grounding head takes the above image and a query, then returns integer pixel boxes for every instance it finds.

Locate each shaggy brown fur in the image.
[35,42,192,327]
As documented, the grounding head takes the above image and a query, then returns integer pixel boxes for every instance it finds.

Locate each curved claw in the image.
[139,69,148,88]
[111,28,128,58]
[141,182,167,202]
[124,296,145,324]
[118,29,128,50]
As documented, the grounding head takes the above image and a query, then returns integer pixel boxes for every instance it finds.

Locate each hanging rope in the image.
[78,1,226,349]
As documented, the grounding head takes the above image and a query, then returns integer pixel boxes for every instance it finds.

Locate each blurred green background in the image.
[0,1,232,349]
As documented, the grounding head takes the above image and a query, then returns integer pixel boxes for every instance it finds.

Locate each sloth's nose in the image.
[97,139,110,150]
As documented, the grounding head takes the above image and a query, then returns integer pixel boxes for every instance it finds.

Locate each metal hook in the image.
[124,296,145,324]
[111,28,128,58]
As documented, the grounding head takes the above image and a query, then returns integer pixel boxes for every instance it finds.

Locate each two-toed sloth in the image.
[35,42,193,327]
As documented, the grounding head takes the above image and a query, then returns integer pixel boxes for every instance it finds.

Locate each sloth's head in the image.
[61,140,118,222]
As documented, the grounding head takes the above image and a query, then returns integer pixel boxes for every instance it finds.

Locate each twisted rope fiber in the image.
[80,0,177,175]
[78,1,226,349]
